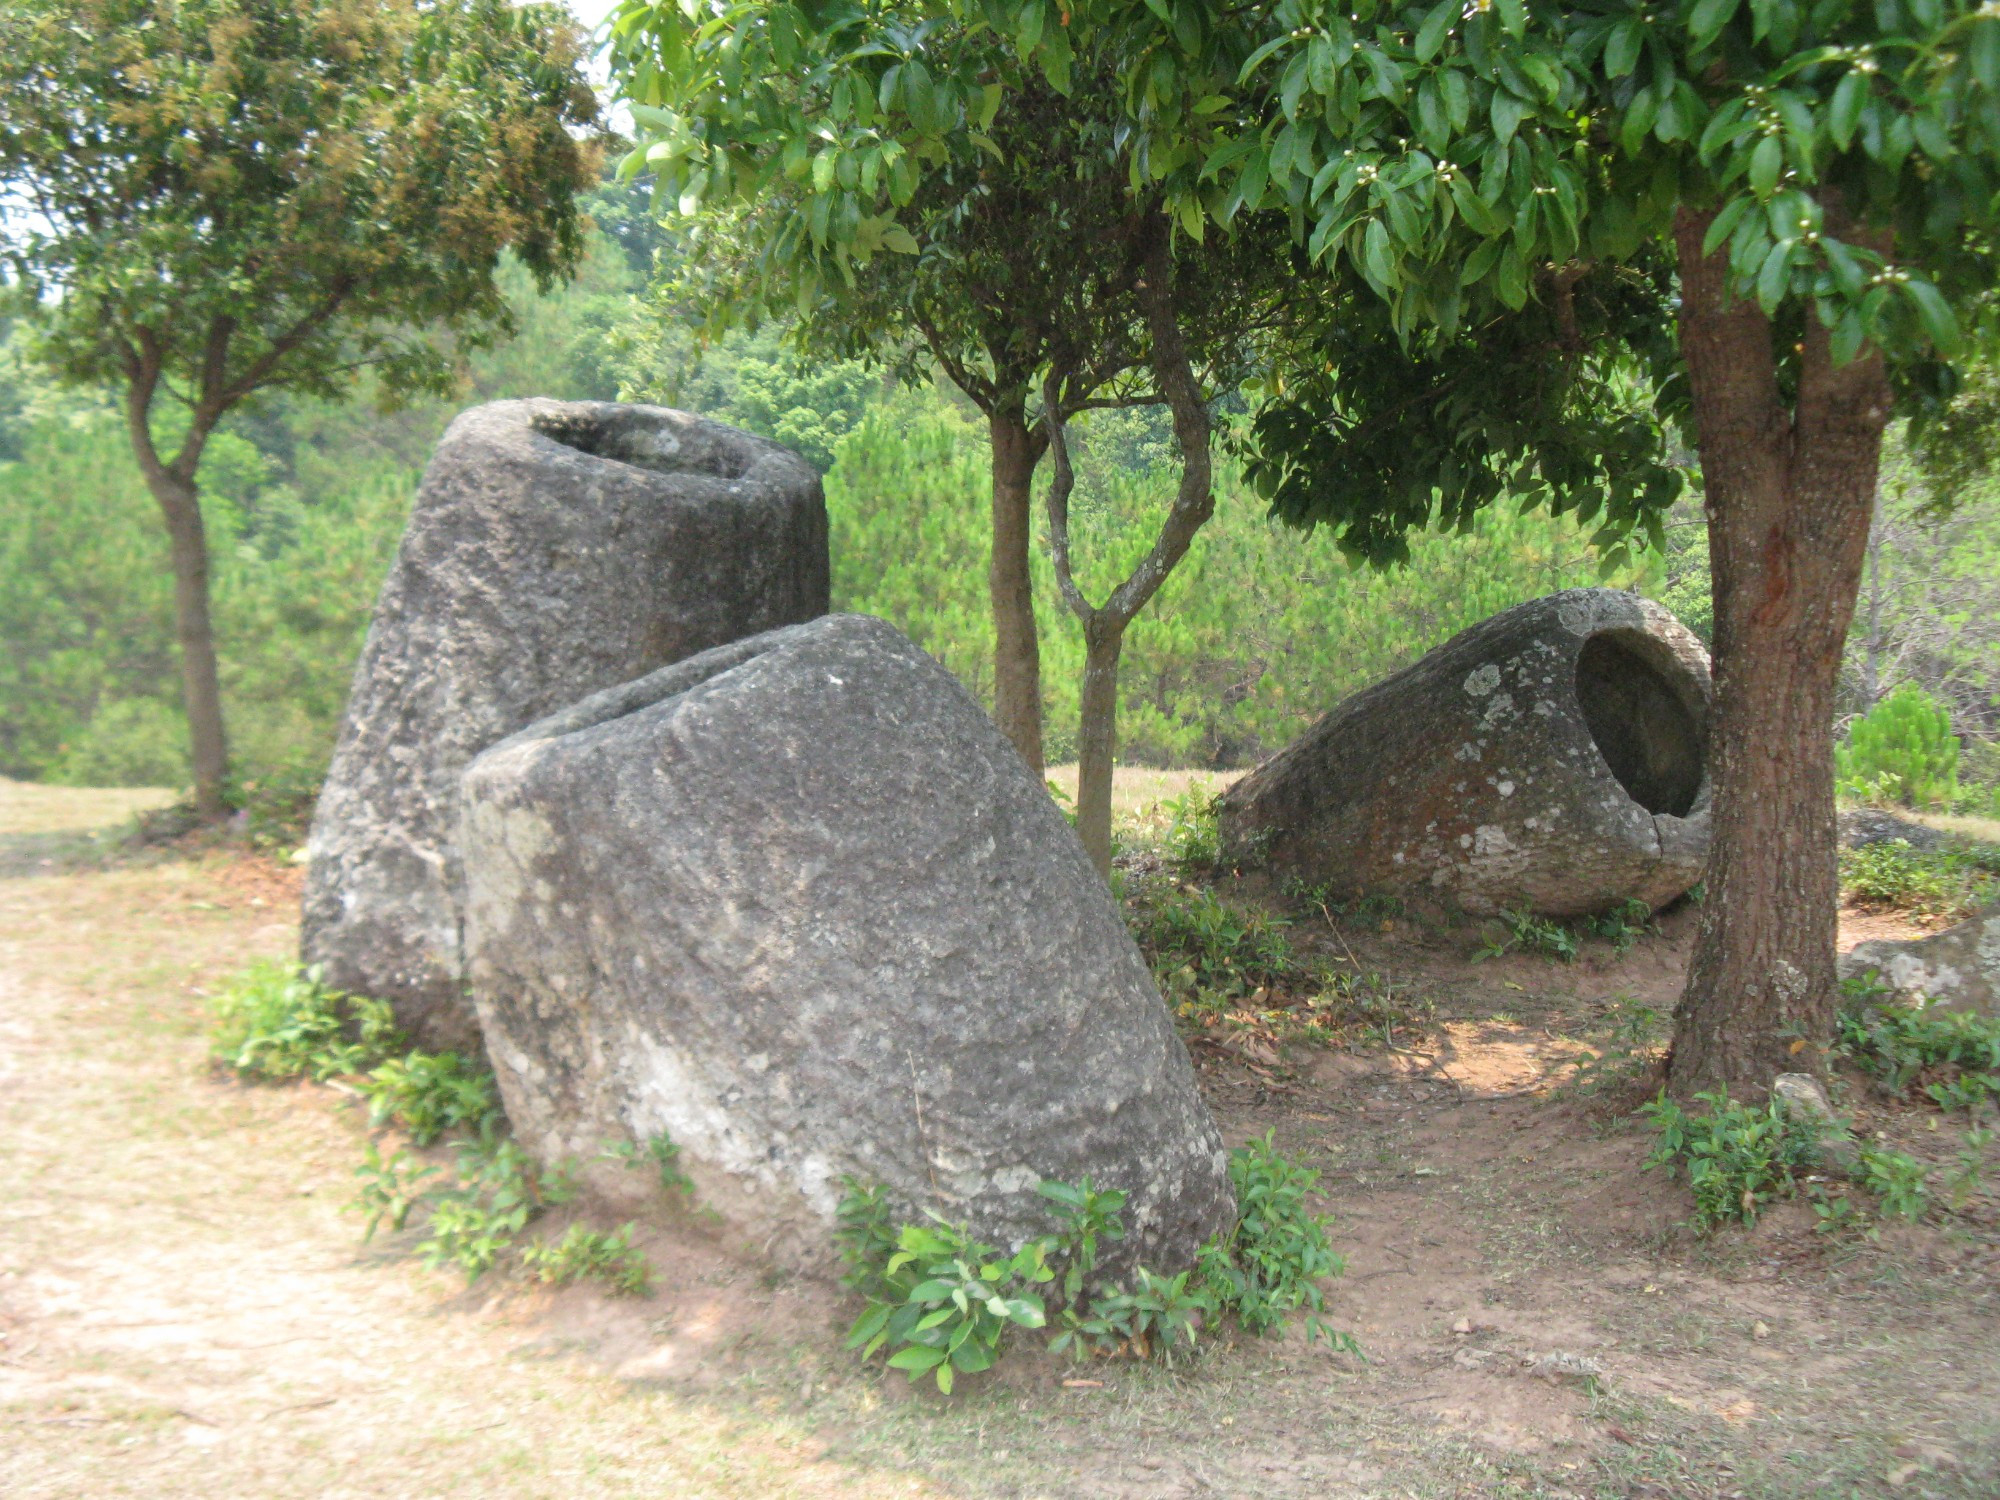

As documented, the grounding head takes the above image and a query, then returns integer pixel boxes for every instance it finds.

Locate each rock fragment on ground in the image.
[458,613,1234,1274]
[1218,588,1712,916]
[1842,907,2000,1018]
[302,400,828,1049]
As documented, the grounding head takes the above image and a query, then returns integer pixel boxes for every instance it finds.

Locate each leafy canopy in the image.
[0,0,601,409]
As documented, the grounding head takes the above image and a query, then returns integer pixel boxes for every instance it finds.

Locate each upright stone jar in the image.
[302,400,828,1049]
[1219,589,1712,916]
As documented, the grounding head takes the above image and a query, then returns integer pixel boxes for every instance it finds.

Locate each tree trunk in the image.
[1667,207,1889,1098]
[146,469,230,819]
[1074,623,1125,876]
[987,409,1045,776]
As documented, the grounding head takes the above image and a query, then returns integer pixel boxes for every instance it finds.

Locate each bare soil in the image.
[3,783,1997,1499]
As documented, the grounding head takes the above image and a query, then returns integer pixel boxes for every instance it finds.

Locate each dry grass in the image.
[1042,764,1243,819]
[1903,807,2000,846]
[0,779,177,838]
[4,841,1998,1499]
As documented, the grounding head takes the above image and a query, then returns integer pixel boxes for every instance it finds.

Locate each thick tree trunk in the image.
[1667,208,1889,1098]
[147,470,230,819]
[1074,624,1124,876]
[987,410,1045,776]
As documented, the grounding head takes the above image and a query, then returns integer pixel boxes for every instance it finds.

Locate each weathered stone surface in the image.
[458,613,1233,1274]
[1838,808,1947,851]
[303,400,828,1050]
[1841,906,2000,1017]
[1218,589,1712,917]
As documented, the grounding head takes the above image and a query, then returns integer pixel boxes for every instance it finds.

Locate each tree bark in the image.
[1074,624,1124,874]
[123,348,229,821]
[148,468,230,819]
[987,407,1046,776]
[1041,226,1216,878]
[1667,207,1890,1098]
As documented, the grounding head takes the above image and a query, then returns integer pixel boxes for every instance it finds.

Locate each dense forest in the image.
[2,184,1996,809]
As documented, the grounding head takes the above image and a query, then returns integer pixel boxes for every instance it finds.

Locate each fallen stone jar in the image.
[457,613,1235,1275]
[1217,588,1713,917]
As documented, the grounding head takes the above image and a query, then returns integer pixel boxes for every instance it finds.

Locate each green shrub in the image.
[520,1222,653,1295]
[1838,1002,2000,1109]
[835,1137,1356,1392]
[838,1210,1053,1394]
[1837,684,1961,808]
[358,1050,502,1146]
[1160,783,1222,872]
[1139,887,1296,1000]
[209,961,399,1082]
[1839,840,1995,921]
[1200,1133,1351,1346]
[599,1131,695,1195]
[1640,1090,1827,1232]
[415,1130,576,1283]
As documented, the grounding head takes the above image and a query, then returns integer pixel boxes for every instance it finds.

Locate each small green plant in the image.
[1641,1090,1827,1232]
[209,961,399,1082]
[601,1131,695,1195]
[1201,1133,1352,1348]
[1477,907,1580,963]
[837,1138,1357,1393]
[1837,683,1961,809]
[1036,1177,1127,1307]
[1045,777,1079,828]
[1584,899,1655,955]
[1160,782,1221,871]
[350,1141,442,1241]
[1856,1145,1931,1222]
[520,1222,653,1295]
[1567,995,1667,1100]
[1838,1001,2000,1107]
[415,1129,575,1282]
[1140,887,1295,999]
[1050,1265,1211,1365]
[839,1210,1053,1394]
[359,1050,502,1145]
[1946,1125,1993,1210]
[1839,839,1995,920]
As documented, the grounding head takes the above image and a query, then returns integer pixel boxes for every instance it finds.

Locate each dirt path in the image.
[4,791,1998,1498]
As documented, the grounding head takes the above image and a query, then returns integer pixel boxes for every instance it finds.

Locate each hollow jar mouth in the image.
[531,406,754,481]
[1574,628,1707,818]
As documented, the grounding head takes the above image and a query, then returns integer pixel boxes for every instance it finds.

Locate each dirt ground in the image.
[3,784,1997,1499]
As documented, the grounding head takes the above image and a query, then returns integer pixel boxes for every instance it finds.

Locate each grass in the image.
[0,776,178,836]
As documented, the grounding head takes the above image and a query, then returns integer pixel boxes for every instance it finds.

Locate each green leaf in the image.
[1491,90,1529,146]
[1415,0,1456,63]
[1903,279,1960,354]
[1755,238,1795,313]
[1702,195,1754,257]
[887,1344,947,1371]
[1748,133,1783,197]
[1688,0,1741,46]
[1605,19,1643,78]
[1828,70,1866,150]
[1363,217,1396,286]
[1496,0,1526,39]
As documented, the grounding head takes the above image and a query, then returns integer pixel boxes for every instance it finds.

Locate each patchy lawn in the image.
[3,785,1996,1499]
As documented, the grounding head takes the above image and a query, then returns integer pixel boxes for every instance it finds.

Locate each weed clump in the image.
[1641,1089,1940,1234]
[209,961,399,1081]
[836,1136,1356,1395]
[210,960,659,1296]
[1838,998,2000,1111]
[1839,838,1997,921]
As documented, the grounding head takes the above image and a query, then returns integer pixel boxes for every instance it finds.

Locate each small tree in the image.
[1837,682,1960,808]
[987,0,2000,1093]
[0,0,599,815]
[610,12,1221,775]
